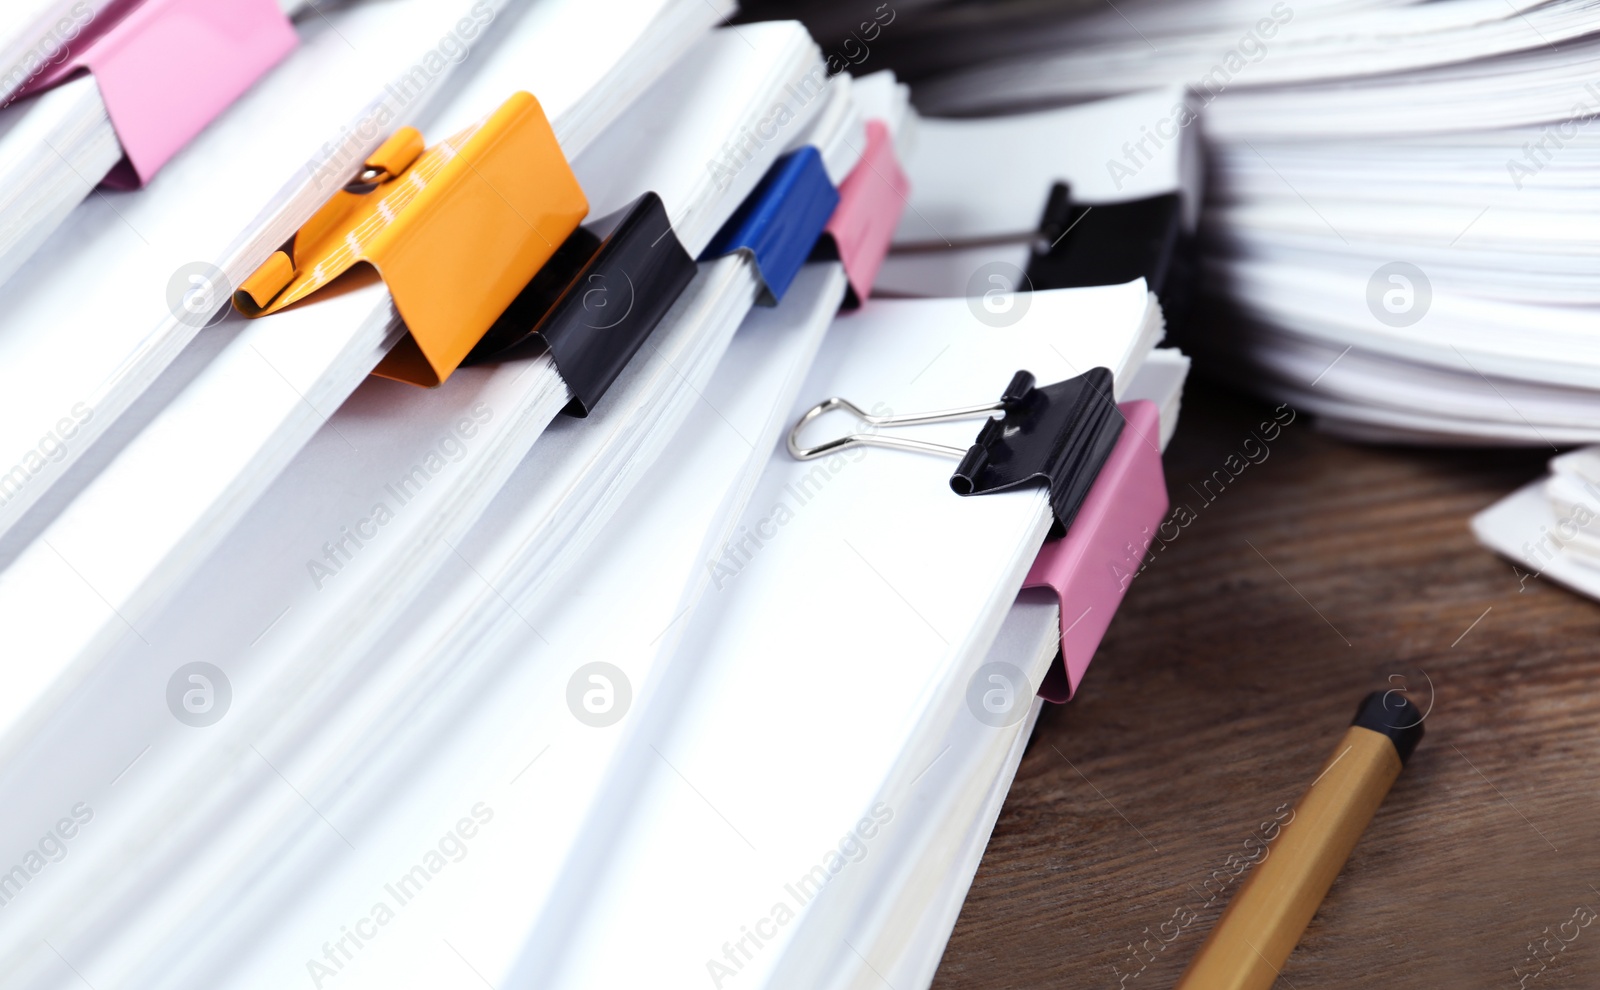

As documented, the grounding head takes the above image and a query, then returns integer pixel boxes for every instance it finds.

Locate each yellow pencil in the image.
[1174,691,1424,990]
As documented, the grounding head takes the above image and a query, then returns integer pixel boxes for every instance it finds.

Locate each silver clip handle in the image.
[787,396,1007,461]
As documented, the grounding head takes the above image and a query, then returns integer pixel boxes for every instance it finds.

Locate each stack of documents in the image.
[530,280,1179,990]
[0,0,742,759]
[835,0,1600,445]
[0,6,1197,989]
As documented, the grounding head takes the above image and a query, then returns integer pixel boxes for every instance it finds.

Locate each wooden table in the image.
[934,378,1600,989]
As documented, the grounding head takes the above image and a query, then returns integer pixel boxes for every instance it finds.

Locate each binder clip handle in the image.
[787,392,1013,461]
[787,371,1038,462]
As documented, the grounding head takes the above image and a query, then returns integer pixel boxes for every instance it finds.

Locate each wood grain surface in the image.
[933,377,1600,989]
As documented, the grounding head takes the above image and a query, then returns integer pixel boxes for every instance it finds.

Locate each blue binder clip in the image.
[702,146,840,305]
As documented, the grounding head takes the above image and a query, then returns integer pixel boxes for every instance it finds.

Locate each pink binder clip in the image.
[23,0,297,188]
[819,120,908,307]
[1026,399,1169,702]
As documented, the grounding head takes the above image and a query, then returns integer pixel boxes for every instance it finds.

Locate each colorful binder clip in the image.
[21,0,298,187]
[234,92,589,388]
[702,146,840,304]
[815,120,908,307]
[464,192,697,416]
[1024,399,1168,701]
[787,368,1124,535]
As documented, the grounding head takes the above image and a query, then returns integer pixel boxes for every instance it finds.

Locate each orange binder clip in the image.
[234,92,588,387]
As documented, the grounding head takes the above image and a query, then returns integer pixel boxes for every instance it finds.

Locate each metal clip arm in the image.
[786,396,1007,461]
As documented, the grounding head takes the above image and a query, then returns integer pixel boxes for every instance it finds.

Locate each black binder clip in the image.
[464,191,698,417]
[787,368,1124,536]
[1025,182,1192,327]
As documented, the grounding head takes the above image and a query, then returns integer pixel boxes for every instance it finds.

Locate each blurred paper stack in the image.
[748,0,1600,445]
